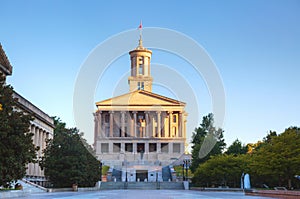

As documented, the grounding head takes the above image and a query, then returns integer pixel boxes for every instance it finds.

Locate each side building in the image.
[0,43,54,186]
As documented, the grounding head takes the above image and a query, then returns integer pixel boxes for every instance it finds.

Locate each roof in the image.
[96,90,186,107]
[0,43,13,76]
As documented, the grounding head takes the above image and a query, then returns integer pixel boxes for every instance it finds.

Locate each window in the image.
[101,143,109,153]
[173,115,177,123]
[113,143,121,153]
[149,143,157,152]
[138,82,144,90]
[141,82,144,90]
[137,143,145,153]
[173,143,180,153]
[139,64,143,75]
[125,143,133,152]
[161,143,169,153]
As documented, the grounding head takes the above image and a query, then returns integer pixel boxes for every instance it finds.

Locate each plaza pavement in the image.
[11,190,272,199]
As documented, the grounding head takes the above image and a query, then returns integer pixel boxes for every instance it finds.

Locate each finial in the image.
[138,35,143,47]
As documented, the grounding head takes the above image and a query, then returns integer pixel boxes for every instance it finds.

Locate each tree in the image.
[250,127,300,189]
[0,73,37,186]
[226,139,248,155]
[40,117,101,188]
[190,113,226,172]
[192,154,250,187]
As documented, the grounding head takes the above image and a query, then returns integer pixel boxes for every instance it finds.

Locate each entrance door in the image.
[136,170,148,182]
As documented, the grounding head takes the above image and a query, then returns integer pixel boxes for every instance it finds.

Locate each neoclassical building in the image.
[0,43,54,186]
[94,37,187,182]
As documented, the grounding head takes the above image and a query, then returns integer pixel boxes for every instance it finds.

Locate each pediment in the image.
[96,90,185,107]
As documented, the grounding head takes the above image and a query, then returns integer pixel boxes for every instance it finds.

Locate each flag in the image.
[138,21,142,29]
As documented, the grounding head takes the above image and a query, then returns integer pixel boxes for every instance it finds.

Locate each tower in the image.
[128,36,153,92]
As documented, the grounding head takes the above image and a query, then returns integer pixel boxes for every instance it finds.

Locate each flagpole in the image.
[138,20,143,47]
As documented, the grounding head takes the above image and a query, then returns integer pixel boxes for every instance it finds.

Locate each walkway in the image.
[10,190,272,199]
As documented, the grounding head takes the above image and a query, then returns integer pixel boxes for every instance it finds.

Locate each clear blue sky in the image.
[1,0,300,148]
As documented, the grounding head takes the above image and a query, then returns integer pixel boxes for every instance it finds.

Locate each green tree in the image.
[250,127,300,189]
[0,73,37,186]
[226,139,248,155]
[190,113,226,172]
[192,154,250,187]
[40,118,101,188]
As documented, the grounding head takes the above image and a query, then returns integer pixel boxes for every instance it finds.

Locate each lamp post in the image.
[99,161,103,181]
[121,150,128,185]
[183,159,190,181]
[182,163,185,181]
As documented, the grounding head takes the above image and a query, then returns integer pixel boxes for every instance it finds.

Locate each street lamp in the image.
[121,150,128,183]
[99,161,103,181]
[183,159,191,181]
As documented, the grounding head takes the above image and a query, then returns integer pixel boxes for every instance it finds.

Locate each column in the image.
[157,111,161,138]
[133,111,137,137]
[161,112,166,137]
[179,112,183,137]
[98,111,102,138]
[121,143,125,153]
[149,112,153,137]
[152,113,156,137]
[121,112,125,137]
[165,114,169,138]
[39,129,42,176]
[157,142,161,153]
[42,131,45,176]
[169,142,173,154]
[35,127,39,177]
[109,143,113,153]
[94,113,98,142]
[133,143,137,154]
[169,111,173,138]
[130,112,134,137]
[145,111,149,137]
[109,111,113,137]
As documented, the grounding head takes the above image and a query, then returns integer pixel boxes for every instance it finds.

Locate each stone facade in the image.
[13,92,54,185]
[0,43,54,186]
[94,37,188,182]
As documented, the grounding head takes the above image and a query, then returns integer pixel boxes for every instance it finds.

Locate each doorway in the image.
[136,170,148,182]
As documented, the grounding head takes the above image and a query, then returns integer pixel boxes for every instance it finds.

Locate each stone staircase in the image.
[100,182,184,190]
[18,179,47,193]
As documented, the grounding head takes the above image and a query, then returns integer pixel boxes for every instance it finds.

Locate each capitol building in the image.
[94,36,188,182]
